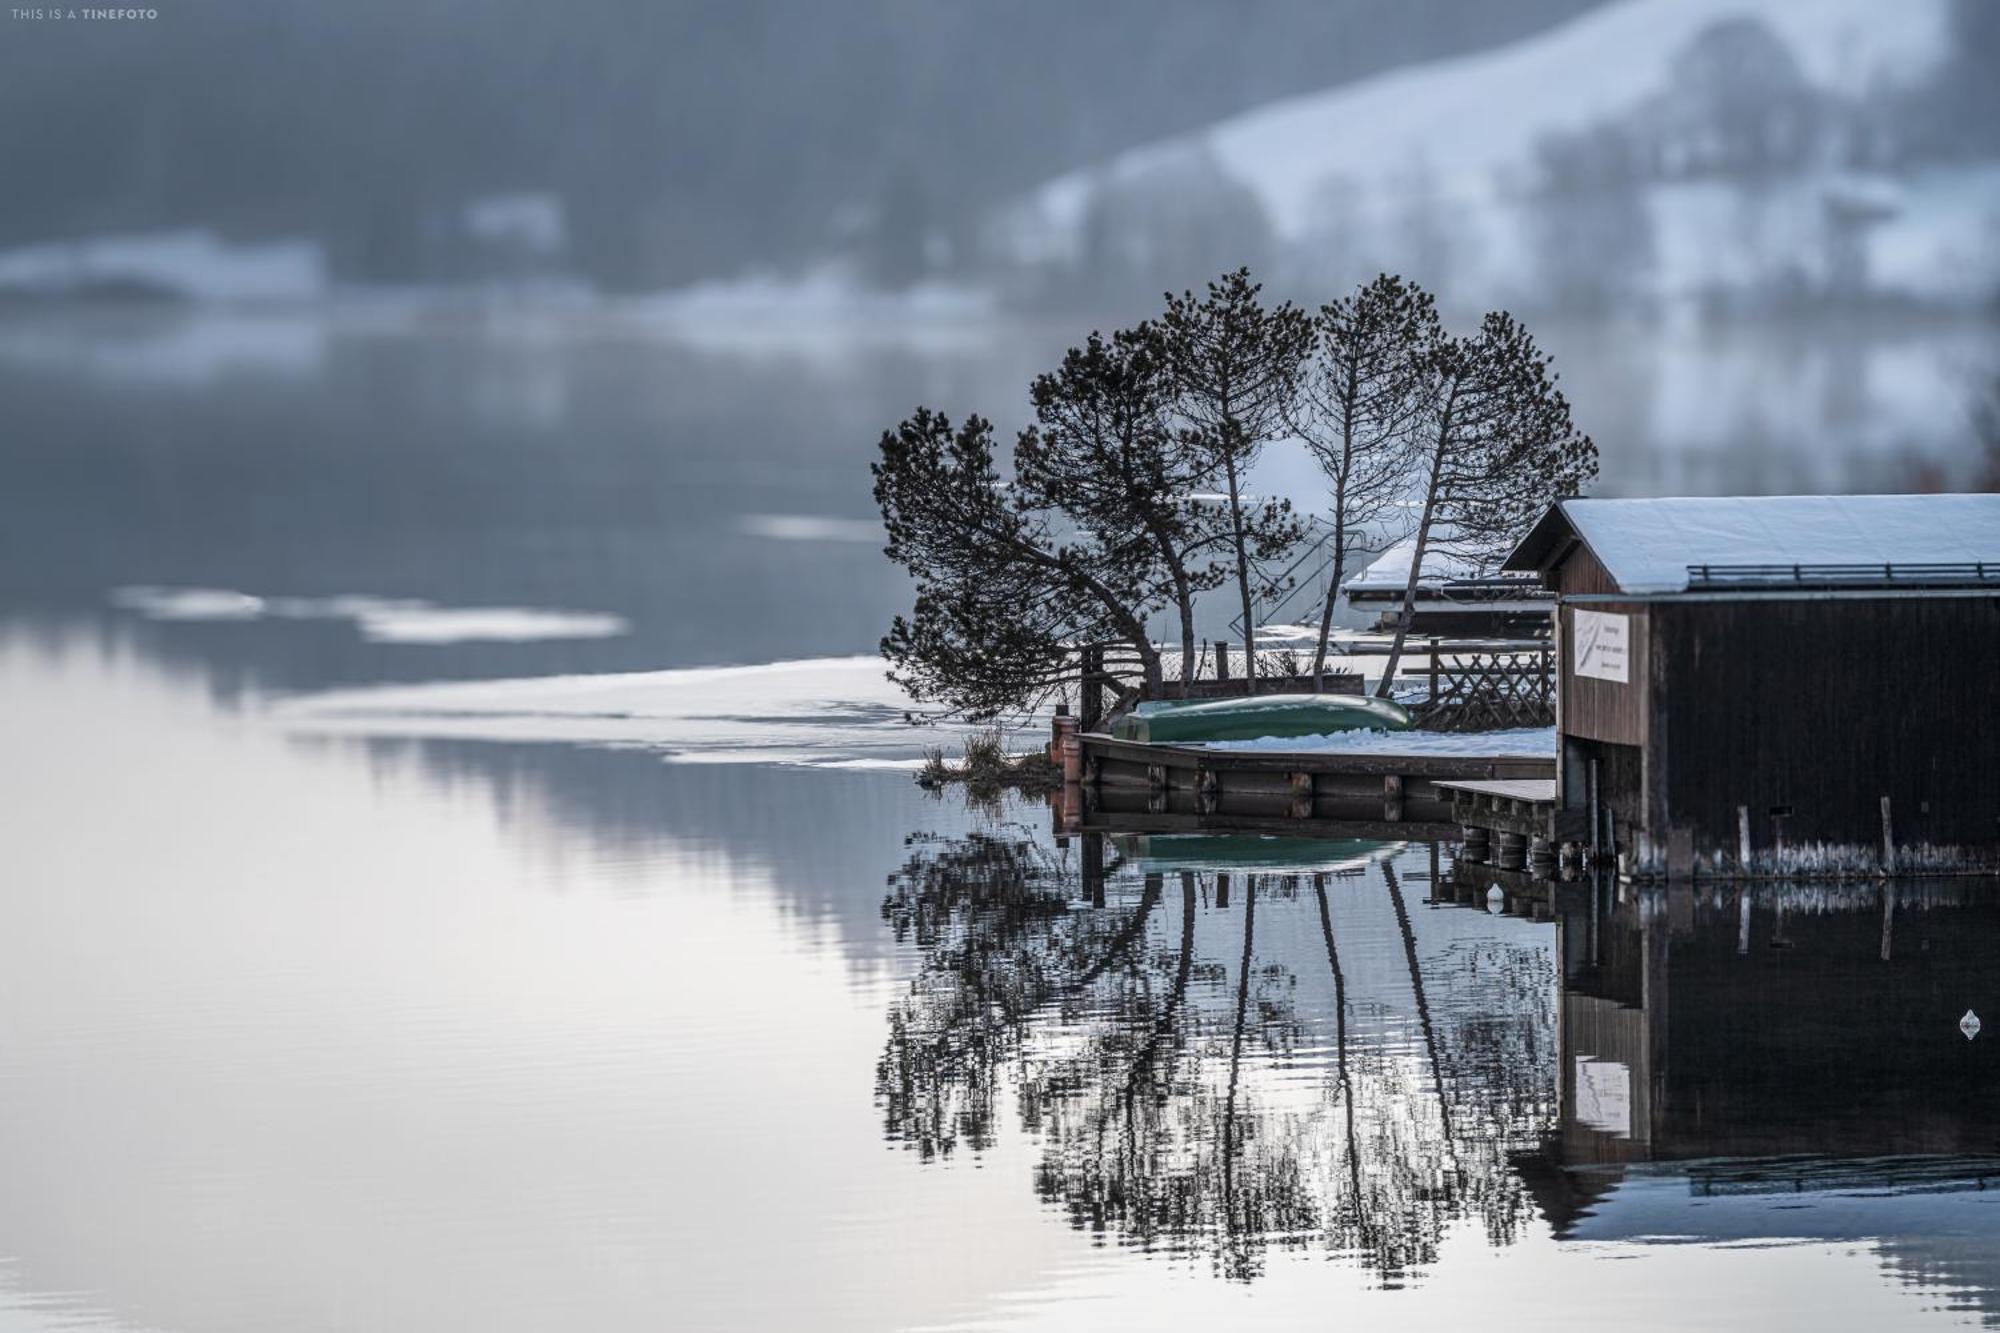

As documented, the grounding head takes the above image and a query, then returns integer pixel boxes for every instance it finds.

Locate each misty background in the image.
[3,0,1999,692]
[4,11,2000,1329]
[1,0,1993,317]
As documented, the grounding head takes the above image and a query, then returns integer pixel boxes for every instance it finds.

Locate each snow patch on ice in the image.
[270,655,1001,767]
[346,606,628,644]
[110,587,629,643]
[110,587,267,621]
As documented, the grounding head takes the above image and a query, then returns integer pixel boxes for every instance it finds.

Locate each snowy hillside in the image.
[995,0,1996,311]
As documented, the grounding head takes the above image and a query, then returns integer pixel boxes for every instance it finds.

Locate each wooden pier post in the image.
[1214,640,1231,683]
[1589,758,1601,868]
[1053,715,1081,784]
[1082,832,1104,908]
[1880,796,1896,876]
[1079,644,1104,732]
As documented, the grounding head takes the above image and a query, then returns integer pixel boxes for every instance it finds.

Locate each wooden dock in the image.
[1056,728,1554,839]
[1434,777,1559,835]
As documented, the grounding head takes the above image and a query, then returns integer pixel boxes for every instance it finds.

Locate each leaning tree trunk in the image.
[1222,451,1259,696]
[1220,873,1257,1228]
[1169,566,1198,699]
[1377,395,1454,699]
[1070,560,1163,703]
[1373,509,1431,700]
[1315,873,1377,1256]
[1309,512,1348,690]
[1131,634,1164,700]
[1385,862,1456,1150]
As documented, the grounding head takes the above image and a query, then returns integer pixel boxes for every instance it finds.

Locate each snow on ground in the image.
[1204,726,1557,757]
[110,587,630,644]
[269,655,996,767]
[999,0,1981,308]
[1023,0,1946,240]
[267,644,1548,768]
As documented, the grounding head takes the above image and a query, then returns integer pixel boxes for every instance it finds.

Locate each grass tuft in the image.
[914,726,1061,800]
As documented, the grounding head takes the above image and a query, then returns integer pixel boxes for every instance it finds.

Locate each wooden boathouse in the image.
[1502,493,2000,876]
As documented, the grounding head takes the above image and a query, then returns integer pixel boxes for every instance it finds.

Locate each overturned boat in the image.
[1110,692,1413,744]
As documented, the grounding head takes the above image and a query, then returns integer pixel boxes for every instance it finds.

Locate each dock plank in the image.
[1433,778,1558,803]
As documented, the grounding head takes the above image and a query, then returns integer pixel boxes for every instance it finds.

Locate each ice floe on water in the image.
[271,655,992,767]
[110,586,268,621]
[347,605,628,644]
[109,586,629,643]
[737,513,882,544]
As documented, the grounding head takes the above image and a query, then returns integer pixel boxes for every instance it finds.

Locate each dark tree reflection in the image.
[876,831,1558,1283]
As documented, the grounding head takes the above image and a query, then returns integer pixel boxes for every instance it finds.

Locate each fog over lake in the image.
[1,306,1996,1331]
[5,0,1999,1326]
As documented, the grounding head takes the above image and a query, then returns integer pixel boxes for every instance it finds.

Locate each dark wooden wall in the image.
[1555,540,1650,749]
[1553,541,1623,597]
[1657,595,2000,853]
[1558,602,1650,747]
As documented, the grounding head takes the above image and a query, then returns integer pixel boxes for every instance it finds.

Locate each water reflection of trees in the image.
[876,829,1557,1282]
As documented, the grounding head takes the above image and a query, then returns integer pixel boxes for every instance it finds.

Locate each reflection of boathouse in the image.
[1518,878,2000,1296]
[1543,881,1999,1169]
[1503,494,2000,875]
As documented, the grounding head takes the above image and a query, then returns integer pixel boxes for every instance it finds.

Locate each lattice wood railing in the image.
[1409,650,1554,732]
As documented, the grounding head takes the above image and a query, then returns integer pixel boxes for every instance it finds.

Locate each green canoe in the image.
[1110,834,1391,874]
[1110,692,1412,744]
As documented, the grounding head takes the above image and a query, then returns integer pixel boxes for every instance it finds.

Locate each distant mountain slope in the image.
[996,0,1995,313]
[0,0,1602,290]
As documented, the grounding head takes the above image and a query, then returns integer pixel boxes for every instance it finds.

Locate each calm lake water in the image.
[1,307,1996,1332]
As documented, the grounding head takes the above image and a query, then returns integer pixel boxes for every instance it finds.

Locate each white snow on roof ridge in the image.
[1557,493,2000,592]
[1344,537,1488,591]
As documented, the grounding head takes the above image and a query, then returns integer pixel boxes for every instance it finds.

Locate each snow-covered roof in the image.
[1343,538,1486,592]
[1505,494,2000,594]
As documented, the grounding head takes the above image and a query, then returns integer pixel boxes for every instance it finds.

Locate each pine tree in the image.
[873,408,1165,718]
[1158,269,1313,694]
[1014,326,1228,697]
[1286,274,1438,687]
[1375,311,1597,697]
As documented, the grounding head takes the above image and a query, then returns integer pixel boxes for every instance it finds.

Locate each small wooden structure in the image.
[1504,493,2000,877]
[1343,537,1554,637]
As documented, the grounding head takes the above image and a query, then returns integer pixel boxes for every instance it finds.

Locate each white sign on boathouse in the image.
[1573,609,1629,683]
